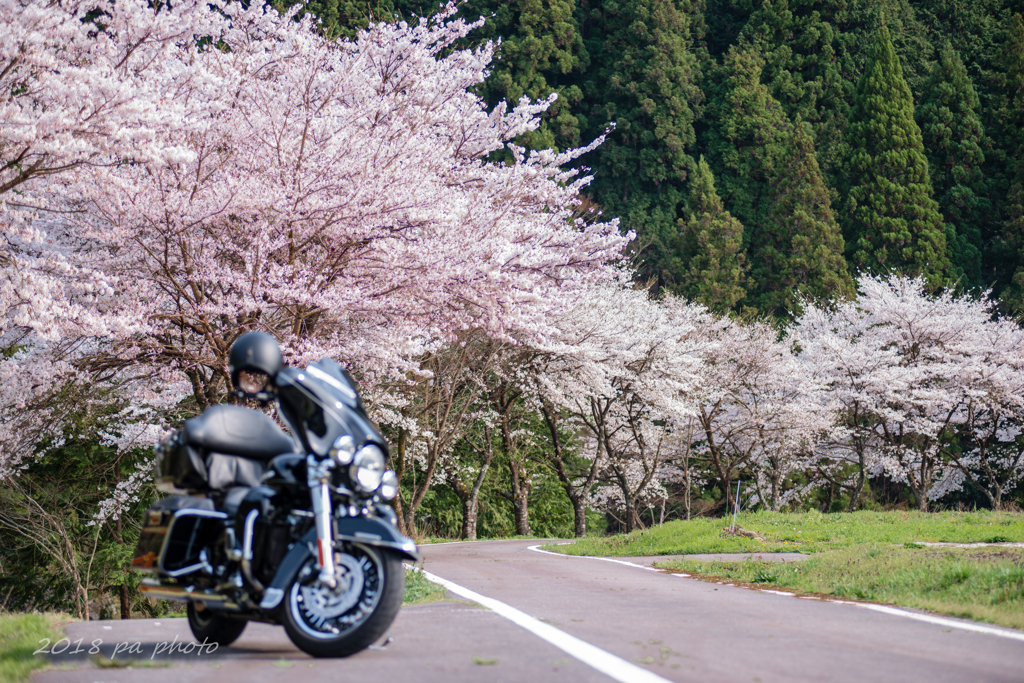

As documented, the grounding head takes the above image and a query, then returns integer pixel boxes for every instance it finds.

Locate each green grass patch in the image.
[403,566,448,605]
[656,546,1024,630]
[544,510,1024,557]
[0,612,71,683]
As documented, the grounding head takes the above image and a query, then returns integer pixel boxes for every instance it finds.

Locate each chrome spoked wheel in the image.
[290,546,382,639]
[281,543,404,657]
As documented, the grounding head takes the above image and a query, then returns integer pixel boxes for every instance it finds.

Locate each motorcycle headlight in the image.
[350,444,385,493]
[379,470,398,500]
[330,434,357,466]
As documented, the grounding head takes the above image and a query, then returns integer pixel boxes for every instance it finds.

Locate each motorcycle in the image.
[131,336,418,658]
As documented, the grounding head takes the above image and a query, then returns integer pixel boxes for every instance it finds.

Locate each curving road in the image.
[35,539,1024,682]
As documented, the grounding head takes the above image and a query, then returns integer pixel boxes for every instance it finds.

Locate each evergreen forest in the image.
[289,0,1024,318]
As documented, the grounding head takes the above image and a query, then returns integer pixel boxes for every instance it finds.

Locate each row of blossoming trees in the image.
[3,0,1024,601]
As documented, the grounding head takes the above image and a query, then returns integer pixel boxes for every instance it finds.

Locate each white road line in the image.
[525,544,1024,644]
[528,544,660,571]
[857,604,1024,643]
[416,568,673,683]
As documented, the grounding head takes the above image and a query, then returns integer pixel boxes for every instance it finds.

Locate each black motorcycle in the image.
[131,332,418,657]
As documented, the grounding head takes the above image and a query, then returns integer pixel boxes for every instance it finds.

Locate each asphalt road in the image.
[34,539,1024,682]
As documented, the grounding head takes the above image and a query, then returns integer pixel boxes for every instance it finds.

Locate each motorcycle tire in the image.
[280,543,404,658]
[186,602,248,646]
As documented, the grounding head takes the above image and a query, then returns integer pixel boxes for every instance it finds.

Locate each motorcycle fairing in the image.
[274,366,386,459]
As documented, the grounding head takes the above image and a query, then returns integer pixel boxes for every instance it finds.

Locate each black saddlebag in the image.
[131,496,222,576]
[154,431,208,492]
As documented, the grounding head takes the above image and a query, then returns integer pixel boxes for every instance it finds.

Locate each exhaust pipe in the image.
[139,581,241,610]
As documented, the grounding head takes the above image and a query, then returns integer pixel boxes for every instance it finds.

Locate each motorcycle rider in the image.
[228,331,283,403]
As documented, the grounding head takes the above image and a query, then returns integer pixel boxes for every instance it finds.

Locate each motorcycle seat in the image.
[206,453,264,491]
[184,404,297,461]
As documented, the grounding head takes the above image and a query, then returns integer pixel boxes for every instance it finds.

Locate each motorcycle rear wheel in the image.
[281,543,404,657]
[186,602,248,646]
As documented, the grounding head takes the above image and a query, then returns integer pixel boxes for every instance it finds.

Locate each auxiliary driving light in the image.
[330,434,357,465]
[379,470,399,500]
[350,444,386,492]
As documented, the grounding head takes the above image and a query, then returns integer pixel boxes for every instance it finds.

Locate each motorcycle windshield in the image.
[275,361,383,458]
[304,358,363,411]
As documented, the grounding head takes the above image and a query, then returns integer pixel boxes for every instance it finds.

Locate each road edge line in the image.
[855,603,1024,643]
[415,567,673,683]
[527,544,660,571]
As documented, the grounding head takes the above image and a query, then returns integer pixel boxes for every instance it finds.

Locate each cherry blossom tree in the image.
[795,275,1024,511]
[383,331,501,536]
[3,1,632,530]
[934,313,1024,509]
[687,317,786,514]
[523,284,706,532]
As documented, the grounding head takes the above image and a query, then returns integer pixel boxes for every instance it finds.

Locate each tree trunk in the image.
[753,476,768,513]
[909,460,930,512]
[120,585,130,620]
[405,440,444,535]
[682,421,693,521]
[392,428,408,536]
[114,460,130,619]
[452,431,495,540]
[502,409,531,536]
[684,466,691,521]
[822,481,835,512]
[116,515,130,619]
[510,459,531,536]
[461,497,479,541]
[539,398,597,538]
[572,497,587,538]
[771,475,781,512]
[846,449,867,512]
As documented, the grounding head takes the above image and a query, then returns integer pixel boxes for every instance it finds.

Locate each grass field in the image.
[543,510,1024,630]
[549,509,1024,556]
[0,612,68,683]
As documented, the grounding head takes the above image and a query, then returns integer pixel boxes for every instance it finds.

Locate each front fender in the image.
[260,515,419,611]
[335,515,420,561]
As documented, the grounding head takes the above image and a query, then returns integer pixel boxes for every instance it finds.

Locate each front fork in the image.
[307,455,337,589]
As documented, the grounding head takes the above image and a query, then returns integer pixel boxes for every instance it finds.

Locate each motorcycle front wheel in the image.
[280,542,404,657]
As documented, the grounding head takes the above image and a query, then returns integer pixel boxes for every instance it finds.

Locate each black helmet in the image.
[228,331,283,402]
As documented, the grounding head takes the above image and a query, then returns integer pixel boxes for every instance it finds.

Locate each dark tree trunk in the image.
[451,427,496,540]
[114,460,130,619]
[540,398,598,538]
[822,481,835,512]
[500,404,531,536]
[510,459,531,536]
[120,585,130,620]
